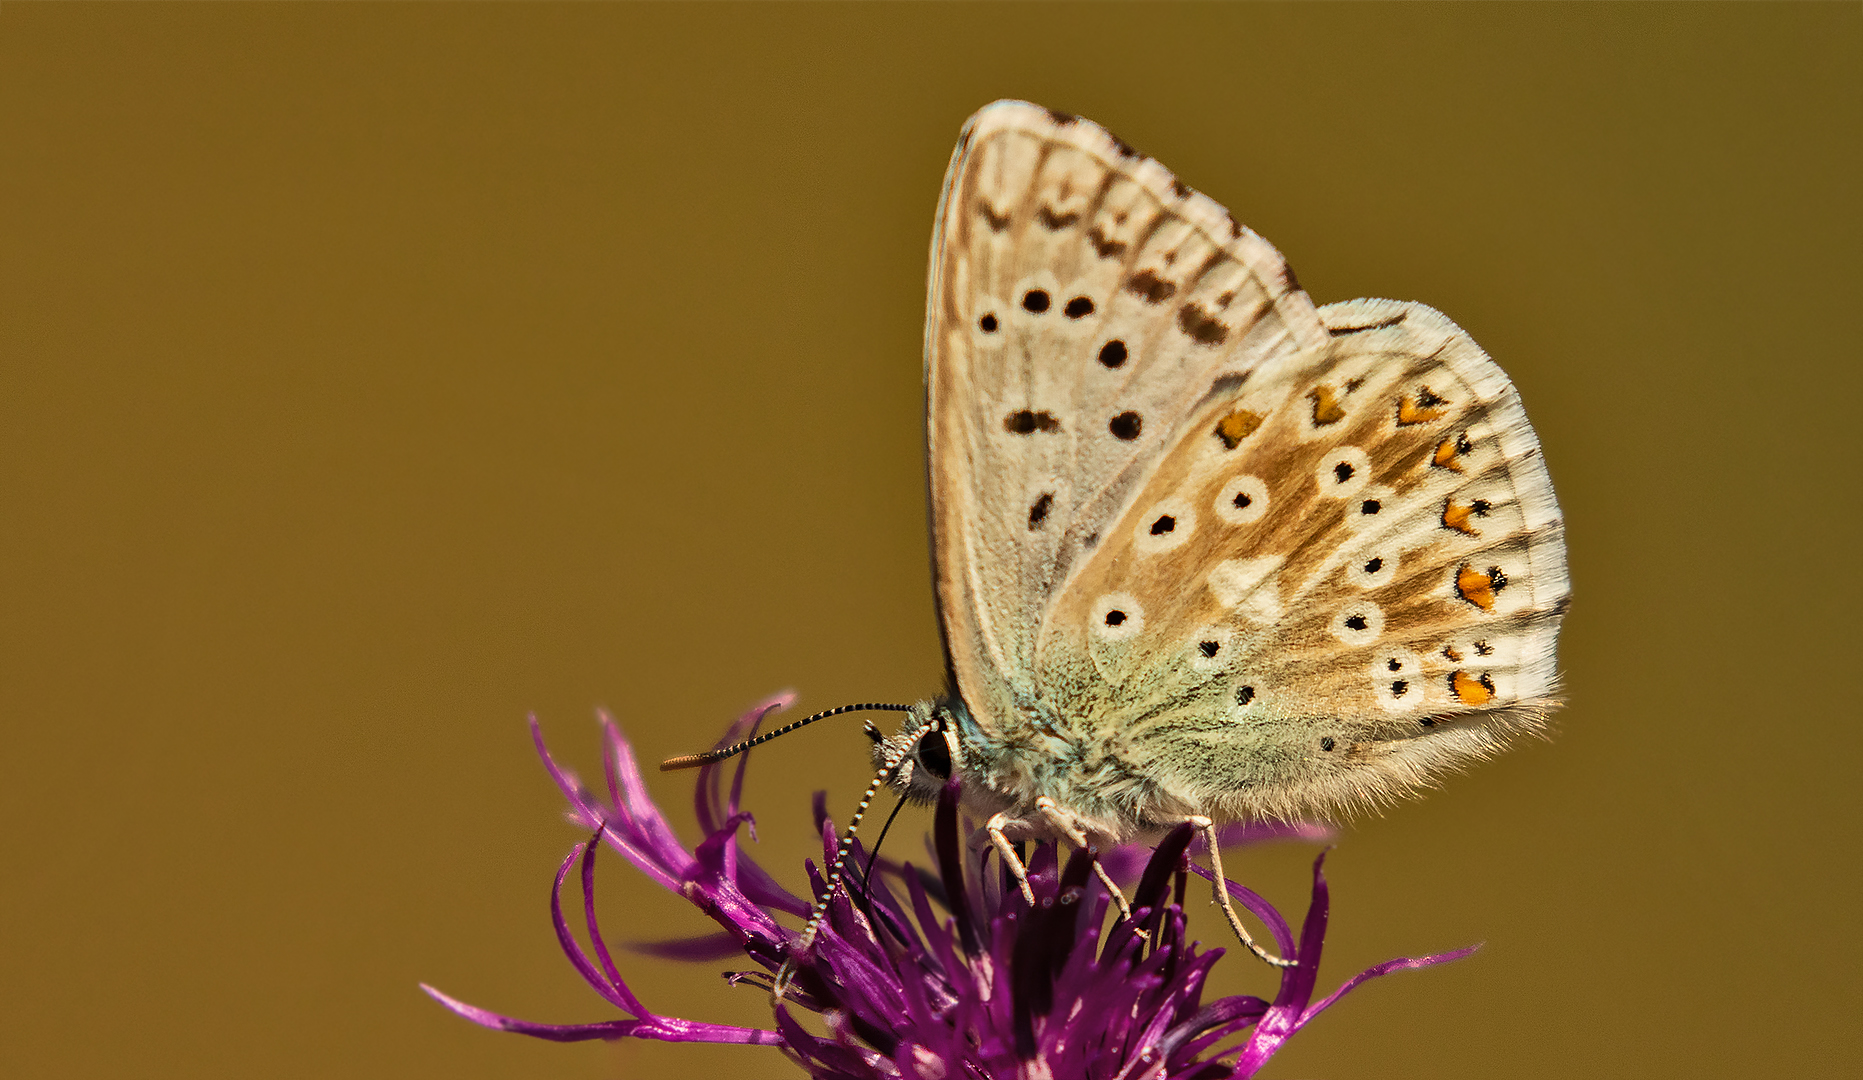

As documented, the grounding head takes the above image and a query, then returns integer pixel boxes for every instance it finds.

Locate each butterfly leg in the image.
[1033,796,1145,935]
[1189,815,1297,968]
[985,812,1040,905]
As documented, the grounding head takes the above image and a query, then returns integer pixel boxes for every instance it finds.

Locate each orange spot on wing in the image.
[1397,386,1450,426]
[1432,432,1472,471]
[1212,409,1263,450]
[1449,669,1496,705]
[1454,563,1508,611]
[1309,385,1346,426]
[1442,500,1481,536]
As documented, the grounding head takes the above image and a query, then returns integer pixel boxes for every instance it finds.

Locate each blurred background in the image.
[3,4,1857,1078]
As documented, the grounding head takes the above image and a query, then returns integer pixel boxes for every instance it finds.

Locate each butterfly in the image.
[674,100,1568,967]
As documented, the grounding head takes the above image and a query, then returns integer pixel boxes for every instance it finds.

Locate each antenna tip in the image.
[659,754,709,772]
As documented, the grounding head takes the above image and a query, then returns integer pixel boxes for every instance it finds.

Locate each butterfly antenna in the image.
[776,721,927,985]
[856,785,911,913]
[659,703,913,771]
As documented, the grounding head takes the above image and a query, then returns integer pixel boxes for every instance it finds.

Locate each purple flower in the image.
[423,695,1476,1077]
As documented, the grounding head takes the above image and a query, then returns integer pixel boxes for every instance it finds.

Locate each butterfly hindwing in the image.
[1039,298,1569,819]
[926,101,1329,741]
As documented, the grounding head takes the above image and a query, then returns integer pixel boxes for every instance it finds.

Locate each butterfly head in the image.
[867,697,974,804]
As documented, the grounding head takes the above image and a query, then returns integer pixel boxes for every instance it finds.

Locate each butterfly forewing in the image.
[927,102,1329,741]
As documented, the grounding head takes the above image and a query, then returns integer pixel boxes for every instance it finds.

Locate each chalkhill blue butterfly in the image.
[668,101,1568,970]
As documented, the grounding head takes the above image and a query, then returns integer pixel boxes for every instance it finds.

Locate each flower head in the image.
[424,696,1475,1077]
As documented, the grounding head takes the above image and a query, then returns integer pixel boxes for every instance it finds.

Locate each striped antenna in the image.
[659,702,912,771]
[801,725,925,946]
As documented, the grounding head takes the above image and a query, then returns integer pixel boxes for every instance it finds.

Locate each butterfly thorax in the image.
[876,695,1193,845]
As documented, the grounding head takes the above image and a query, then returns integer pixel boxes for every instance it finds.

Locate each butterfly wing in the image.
[926,101,1330,744]
[1038,297,1570,821]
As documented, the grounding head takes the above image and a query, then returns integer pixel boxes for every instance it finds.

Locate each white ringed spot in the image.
[1329,602,1384,646]
[1347,483,1393,531]
[1090,593,1145,641]
[1212,475,1269,525]
[1132,499,1195,555]
[1346,550,1398,590]
[1315,446,1373,498]
[1189,626,1233,673]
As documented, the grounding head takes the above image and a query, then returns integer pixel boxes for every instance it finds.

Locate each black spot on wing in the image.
[1004,410,1061,434]
[1109,411,1142,440]
[1087,227,1126,259]
[1125,270,1177,304]
[978,203,1011,232]
[1045,108,1078,126]
[1037,207,1080,230]
[1176,303,1229,345]
[1028,492,1053,529]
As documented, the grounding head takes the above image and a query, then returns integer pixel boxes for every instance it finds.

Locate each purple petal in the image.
[547,846,647,1017]
[577,832,627,990]
[421,984,782,1046]
[529,717,603,828]
[1297,944,1481,1030]
[1209,820,1336,848]
[1235,851,1333,1075]
[934,780,980,956]
[1183,860,1296,959]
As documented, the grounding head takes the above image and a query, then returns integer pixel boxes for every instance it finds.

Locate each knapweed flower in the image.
[424,696,1475,1078]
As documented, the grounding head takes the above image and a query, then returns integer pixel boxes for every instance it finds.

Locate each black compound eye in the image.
[915,729,952,779]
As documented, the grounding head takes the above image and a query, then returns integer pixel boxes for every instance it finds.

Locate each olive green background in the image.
[3,4,1857,1078]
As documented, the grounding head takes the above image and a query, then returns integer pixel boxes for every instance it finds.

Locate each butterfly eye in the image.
[915,729,952,780]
